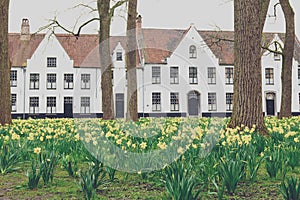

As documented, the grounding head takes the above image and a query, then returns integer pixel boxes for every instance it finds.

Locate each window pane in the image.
[47,57,57,67]
[152,92,161,111]
[152,67,161,84]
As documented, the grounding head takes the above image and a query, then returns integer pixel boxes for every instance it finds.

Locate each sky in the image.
[9,0,300,38]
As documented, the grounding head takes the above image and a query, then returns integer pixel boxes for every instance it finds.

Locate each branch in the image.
[109,0,128,19]
[268,2,280,18]
[72,3,98,12]
[50,17,100,38]
[262,41,284,55]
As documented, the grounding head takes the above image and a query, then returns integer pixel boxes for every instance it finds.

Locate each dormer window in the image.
[116,52,122,61]
[47,57,57,67]
[189,45,197,58]
[274,53,281,61]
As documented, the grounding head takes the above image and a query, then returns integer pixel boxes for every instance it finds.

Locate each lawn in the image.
[0,117,300,199]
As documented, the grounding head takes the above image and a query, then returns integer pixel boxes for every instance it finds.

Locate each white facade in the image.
[10,20,300,118]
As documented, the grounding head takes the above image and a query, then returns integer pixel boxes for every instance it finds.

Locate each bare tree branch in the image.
[49,17,100,38]
[261,41,283,55]
[268,2,280,18]
[72,3,98,12]
[109,0,128,19]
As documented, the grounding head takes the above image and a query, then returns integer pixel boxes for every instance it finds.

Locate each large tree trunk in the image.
[125,0,138,121]
[0,0,11,125]
[228,0,270,135]
[97,0,114,120]
[278,0,295,119]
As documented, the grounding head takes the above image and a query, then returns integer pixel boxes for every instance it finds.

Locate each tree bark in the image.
[278,0,295,119]
[228,0,270,135]
[0,0,11,125]
[125,0,138,121]
[97,0,115,120]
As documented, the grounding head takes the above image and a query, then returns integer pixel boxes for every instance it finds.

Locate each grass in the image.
[0,160,295,199]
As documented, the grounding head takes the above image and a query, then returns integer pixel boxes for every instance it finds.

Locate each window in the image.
[226,93,233,111]
[29,74,39,89]
[81,74,90,89]
[116,52,122,61]
[47,57,57,67]
[208,93,217,111]
[81,97,90,114]
[189,67,198,84]
[208,67,216,84]
[170,67,179,84]
[47,74,56,89]
[11,94,16,112]
[64,74,74,89]
[47,97,56,113]
[152,92,161,111]
[152,66,161,84]
[170,92,179,111]
[265,68,274,85]
[274,53,281,61]
[298,65,300,85]
[299,93,300,110]
[64,97,73,104]
[29,97,39,113]
[10,70,17,87]
[189,45,197,58]
[225,67,234,84]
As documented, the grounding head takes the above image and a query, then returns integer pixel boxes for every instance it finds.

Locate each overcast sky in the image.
[9,0,300,38]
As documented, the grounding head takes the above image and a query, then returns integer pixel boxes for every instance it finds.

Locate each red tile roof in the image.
[9,33,45,66]
[8,29,300,67]
[140,28,186,64]
[56,34,127,67]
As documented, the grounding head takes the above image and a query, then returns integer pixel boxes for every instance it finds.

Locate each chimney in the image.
[136,15,142,30]
[20,18,30,40]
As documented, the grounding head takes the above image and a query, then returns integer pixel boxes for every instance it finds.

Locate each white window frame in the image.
[265,68,274,85]
[46,97,56,114]
[170,92,179,111]
[11,94,17,112]
[152,66,161,84]
[47,74,57,89]
[226,93,233,111]
[81,97,90,114]
[47,57,57,67]
[29,73,39,90]
[29,97,39,114]
[64,74,74,89]
[189,67,198,84]
[225,67,234,85]
[10,70,17,87]
[152,92,161,111]
[116,52,122,61]
[208,67,216,84]
[81,74,91,89]
[170,67,179,84]
[208,93,217,111]
[189,45,197,58]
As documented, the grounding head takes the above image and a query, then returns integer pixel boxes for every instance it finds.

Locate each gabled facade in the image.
[9,18,300,119]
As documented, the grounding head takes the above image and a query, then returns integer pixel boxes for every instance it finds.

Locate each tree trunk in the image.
[228,0,270,135]
[125,0,138,121]
[97,0,114,120]
[278,0,295,119]
[0,0,11,125]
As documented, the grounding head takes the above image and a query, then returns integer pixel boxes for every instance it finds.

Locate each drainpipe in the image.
[22,67,26,119]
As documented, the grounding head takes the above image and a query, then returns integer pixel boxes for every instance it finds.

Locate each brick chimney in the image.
[20,18,30,40]
[136,15,142,30]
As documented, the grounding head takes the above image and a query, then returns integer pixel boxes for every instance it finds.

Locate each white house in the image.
[9,18,300,119]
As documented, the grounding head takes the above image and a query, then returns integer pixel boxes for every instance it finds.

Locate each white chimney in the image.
[20,18,30,41]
